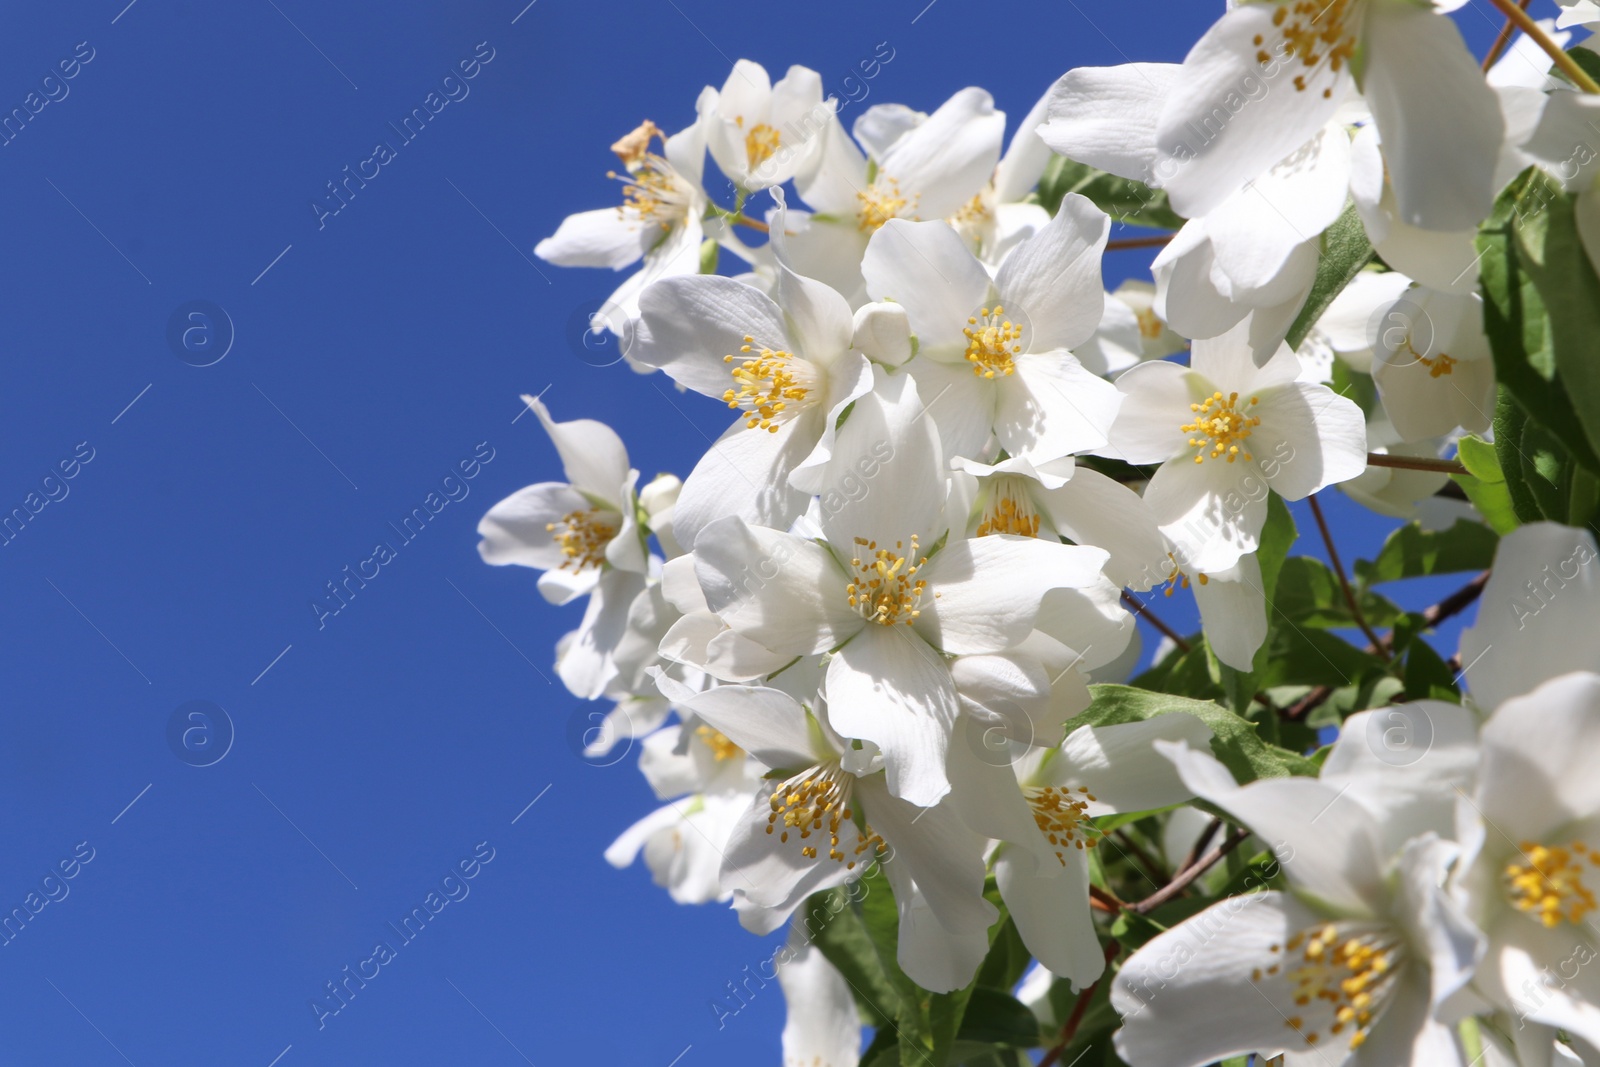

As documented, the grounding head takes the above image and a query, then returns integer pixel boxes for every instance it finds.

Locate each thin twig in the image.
[1485,0,1600,92]
[732,213,769,233]
[1308,494,1390,659]
[1483,0,1534,71]
[1367,452,1468,476]
[1088,884,1124,914]
[1129,829,1249,915]
[1175,816,1222,876]
[1106,233,1173,251]
[1121,590,1191,653]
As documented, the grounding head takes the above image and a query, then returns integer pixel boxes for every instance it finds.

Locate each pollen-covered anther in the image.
[606,128,694,227]
[1024,785,1099,866]
[1267,0,1358,99]
[764,765,886,868]
[976,477,1042,538]
[856,177,913,232]
[846,535,929,626]
[722,336,814,432]
[1505,840,1600,928]
[964,306,1024,380]
[545,508,618,572]
[737,117,781,169]
[695,725,741,762]
[1180,391,1261,464]
[1259,922,1403,1052]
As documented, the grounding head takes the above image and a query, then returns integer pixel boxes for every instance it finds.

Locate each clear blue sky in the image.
[0,2,1505,1064]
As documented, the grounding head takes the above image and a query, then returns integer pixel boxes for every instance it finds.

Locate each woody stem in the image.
[1484,0,1600,93]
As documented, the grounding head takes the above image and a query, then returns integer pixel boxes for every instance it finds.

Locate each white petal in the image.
[778,923,862,1067]
[1039,466,1169,590]
[534,207,654,269]
[817,367,947,550]
[998,350,1122,462]
[1478,673,1600,843]
[915,537,1111,655]
[1038,63,1179,181]
[694,518,862,657]
[879,87,1005,221]
[651,671,816,770]
[635,274,794,399]
[1104,360,1196,465]
[997,847,1106,989]
[1155,4,1346,219]
[1144,454,1267,575]
[904,358,995,464]
[826,626,959,807]
[1192,558,1268,672]
[528,395,631,505]
[1364,1,1505,231]
[1054,715,1213,814]
[861,219,991,354]
[1459,523,1600,711]
[477,482,594,571]
[558,568,648,700]
[996,194,1110,352]
[1157,740,1384,913]
[1111,891,1328,1067]
[1251,381,1369,499]
[672,412,818,552]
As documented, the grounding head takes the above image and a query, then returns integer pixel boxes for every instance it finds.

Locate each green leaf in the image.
[860,1028,899,1067]
[1275,556,1403,629]
[1079,685,1320,782]
[952,988,1042,1049]
[1476,169,1600,473]
[1035,155,1185,228]
[974,915,1032,994]
[805,887,901,1028]
[1404,638,1459,702]
[1512,168,1600,464]
[1521,417,1575,523]
[1330,357,1378,419]
[1353,518,1498,586]
[1256,625,1389,691]
[1453,433,1522,534]
[1132,636,1223,702]
[1284,204,1375,350]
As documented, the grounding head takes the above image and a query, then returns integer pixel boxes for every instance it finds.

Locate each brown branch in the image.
[1484,0,1600,92]
[1088,884,1124,914]
[1281,570,1490,721]
[1309,493,1390,659]
[1483,0,1534,71]
[1121,590,1191,653]
[732,213,769,233]
[1128,829,1249,915]
[1106,233,1173,251]
[1037,939,1121,1066]
[1367,452,1468,476]
[1175,816,1222,877]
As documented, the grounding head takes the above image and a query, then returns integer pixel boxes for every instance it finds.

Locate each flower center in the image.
[1135,306,1165,341]
[1160,552,1208,597]
[964,306,1024,379]
[846,536,929,627]
[1505,840,1600,928]
[1181,390,1261,464]
[608,156,692,226]
[739,119,781,169]
[1407,340,1457,379]
[695,725,741,762]
[1024,785,1100,865]
[976,476,1041,537]
[722,337,814,433]
[1259,0,1358,99]
[856,177,913,232]
[1259,922,1403,1051]
[545,508,618,572]
[765,764,886,868]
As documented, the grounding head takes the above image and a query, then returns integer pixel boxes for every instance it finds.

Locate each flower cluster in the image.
[482,6,1600,1063]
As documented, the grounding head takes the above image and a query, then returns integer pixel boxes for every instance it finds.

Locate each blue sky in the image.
[0,2,1506,1064]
